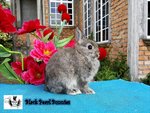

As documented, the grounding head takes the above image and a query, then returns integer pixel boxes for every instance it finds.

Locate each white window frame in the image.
[94,0,110,44]
[83,0,92,38]
[49,0,74,27]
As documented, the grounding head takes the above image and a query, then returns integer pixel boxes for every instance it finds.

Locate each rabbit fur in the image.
[45,28,100,95]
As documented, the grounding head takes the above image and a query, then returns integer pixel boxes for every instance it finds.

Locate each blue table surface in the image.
[0,79,150,113]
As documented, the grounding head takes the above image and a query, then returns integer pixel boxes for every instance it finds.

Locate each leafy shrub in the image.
[0,32,13,63]
[0,32,13,49]
[95,52,130,81]
[141,73,150,85]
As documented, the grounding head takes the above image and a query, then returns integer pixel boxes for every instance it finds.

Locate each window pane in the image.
[96,32,99,42]
[85,12,87,19]
[70,15,72,19]
[96,1,98,10]
[56,3,60,7]
[85,29,87,36]
[68,3,72,8]
[51,8,56,13]
[148,2,150,18]
[106,15,108,27]
[148,20,150,36]
[69,21,72,25]
[51,2,55,7]
[57,20,61,24]
[85,4,87,11]
[88,9,91,17]
[102,0,105,4]
[51,20,56,25]
[56,14,61,18]
[98,0,101,8]
[102,30,105,41]
[102,17,105,29]
[106,29,108,40]
[51,14,55,19]
[102,5,105,17]
[98,9,101,20]
[88,27,91,34]
[99,31,101,42]
[68,9,72,13]
[98,20,101,31]
[88,17,91,26]
[106,2,109,15]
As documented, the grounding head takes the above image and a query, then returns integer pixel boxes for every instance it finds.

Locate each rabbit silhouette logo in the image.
[4,95,23,110]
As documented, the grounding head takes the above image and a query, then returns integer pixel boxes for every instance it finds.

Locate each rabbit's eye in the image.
[88,45,92,50]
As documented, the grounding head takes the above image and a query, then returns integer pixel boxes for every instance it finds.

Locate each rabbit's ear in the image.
[75,27,83,44]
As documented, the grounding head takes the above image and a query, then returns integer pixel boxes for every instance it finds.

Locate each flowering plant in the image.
[0,4,106,85]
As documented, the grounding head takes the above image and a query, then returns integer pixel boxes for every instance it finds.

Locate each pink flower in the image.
[17,19,46,35]
[64,39,76,48]
[30,39,57,64]
[11,56,46,85]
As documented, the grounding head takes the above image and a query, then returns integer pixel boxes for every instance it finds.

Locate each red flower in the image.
[57,4,67,13]
[98,48,107,60]
[21,62,46,85]
[43,28,54,40]
[11,62,22,76]
[11,56,35,76]
[11,56,46,85]
[0,4,17,33]
[17,19,46,35]
[61,13,71,23]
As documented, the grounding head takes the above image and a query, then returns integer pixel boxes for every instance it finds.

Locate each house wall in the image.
[75,0,128,59]
[138,39,150,78]
[105,0,128,59]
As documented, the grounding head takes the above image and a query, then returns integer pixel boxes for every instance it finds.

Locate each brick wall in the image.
[74,0,83,31]
[138,39,150,78]
[105,0,128,59]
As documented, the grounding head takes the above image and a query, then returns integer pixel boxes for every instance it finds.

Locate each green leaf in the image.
[0,45,11,57]
[1,58,11,64]
[0,52,11,57]
[0,44,24,71]
[42,32,52,43]
[55,35,74,48]
[54,35,59,44]
[0,63,25,84]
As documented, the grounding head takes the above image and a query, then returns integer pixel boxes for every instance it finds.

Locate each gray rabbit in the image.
[45,28,100,95]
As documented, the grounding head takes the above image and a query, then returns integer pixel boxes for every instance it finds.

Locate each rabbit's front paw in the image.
[81,88,95,94]
[67,88,82,95]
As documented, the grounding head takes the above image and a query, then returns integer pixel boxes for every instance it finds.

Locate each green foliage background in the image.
[95,52,130,81]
